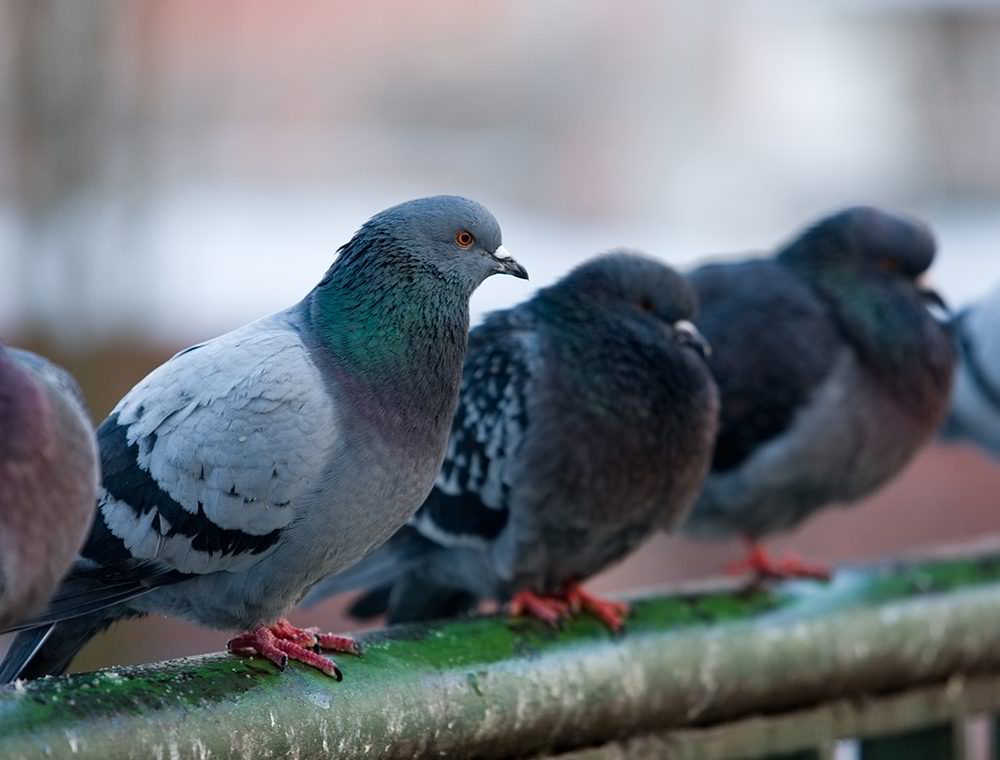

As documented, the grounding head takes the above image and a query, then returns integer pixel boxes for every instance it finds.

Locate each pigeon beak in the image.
[674,319,711,359]
[491,245,529,280]
[918,281,952,324]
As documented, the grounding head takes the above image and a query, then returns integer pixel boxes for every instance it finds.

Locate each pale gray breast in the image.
[695,345,951,539]
[690,351,900,537]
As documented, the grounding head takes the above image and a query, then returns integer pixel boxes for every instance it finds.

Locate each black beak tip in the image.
[675,323,711,359]
[506,261,529,281]
[920,288,952,322]
[690,338,712,360]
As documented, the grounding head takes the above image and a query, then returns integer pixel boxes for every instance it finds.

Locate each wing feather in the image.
[91,312,339,576]
[410,312,534,549]
[690,260,841,473]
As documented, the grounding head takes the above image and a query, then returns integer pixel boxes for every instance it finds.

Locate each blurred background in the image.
[1,0,999,671]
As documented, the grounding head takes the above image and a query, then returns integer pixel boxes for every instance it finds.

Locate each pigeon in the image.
[0,346,99,630]
[0,195,528,682]
[680,206,956,579]
[940,284,1000,458]
[303,252,718,631]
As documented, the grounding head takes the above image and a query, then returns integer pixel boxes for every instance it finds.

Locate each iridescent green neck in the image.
[305,255,470,438]
[312,268,465,373]
[792,264,953,399]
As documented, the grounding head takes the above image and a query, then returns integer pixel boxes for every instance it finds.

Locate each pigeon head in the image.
[777,206,936,281]
[775,206,954,387]
[6,347,89,415]
[309,197,527,396]
[0,347,48,460]
[330,196,527,294]
[776,205,947,316]
[537,251,710,358]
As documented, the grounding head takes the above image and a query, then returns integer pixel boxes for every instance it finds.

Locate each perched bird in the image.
[681,206,956,579]
[940,284,1000,458]
[304,252,718,631]
[0,346,99,629]
[0,196,527,682]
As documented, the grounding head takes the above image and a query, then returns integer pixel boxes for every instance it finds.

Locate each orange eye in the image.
[638,297,655,312]
[455,230,475,249]
[880,257,899,273]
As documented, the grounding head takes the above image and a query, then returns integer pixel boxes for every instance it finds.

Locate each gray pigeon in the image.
[303,252,718,631]
[681,206,956,579]
[0,195,527,681]
[941,284,1000,457]
[0,346,99,630]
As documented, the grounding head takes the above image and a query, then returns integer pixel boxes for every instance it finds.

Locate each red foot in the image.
[725,541,831,581]
[508,586,629,632]
[564,583,629,633]
[227,618,362,679]
[508,590,569,627]
[269,619,364,656]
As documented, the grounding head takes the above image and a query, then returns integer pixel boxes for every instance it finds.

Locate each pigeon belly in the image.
[688,350,948,539]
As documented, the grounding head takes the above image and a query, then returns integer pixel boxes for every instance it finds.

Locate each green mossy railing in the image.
[3,544,1000,759]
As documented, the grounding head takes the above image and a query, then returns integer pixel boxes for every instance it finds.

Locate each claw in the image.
[270,619,319,648]
[727,540,831,582]
[563,583,629,633]
[226,618,360,678]
[508,590,569,627]
[316,632,364,656]
[508,586,629,633]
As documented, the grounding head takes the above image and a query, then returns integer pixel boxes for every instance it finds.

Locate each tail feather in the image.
[5,586,153,632]
[300,526,483,625]
[2,558,185,634]
[347,579,480,624]
[0,613,118,683]
[0,625,54,683]
[384,578,479,624]
[346,585,392,620]
[0,559,171,682]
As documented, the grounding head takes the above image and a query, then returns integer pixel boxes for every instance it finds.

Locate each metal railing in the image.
[3,541,1000,759]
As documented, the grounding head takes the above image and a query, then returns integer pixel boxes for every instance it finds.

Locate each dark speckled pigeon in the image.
[0,196,527,682]
[0,346,98,630]
[303,252,718,631]
[681,206,956,579]
[941,285,1000,458]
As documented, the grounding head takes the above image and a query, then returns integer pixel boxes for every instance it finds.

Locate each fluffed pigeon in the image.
[303,252,718,631]
[681,206,956,579]
[0,196,528,681]
[0,346,99,629]
[941,284,1000,457]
